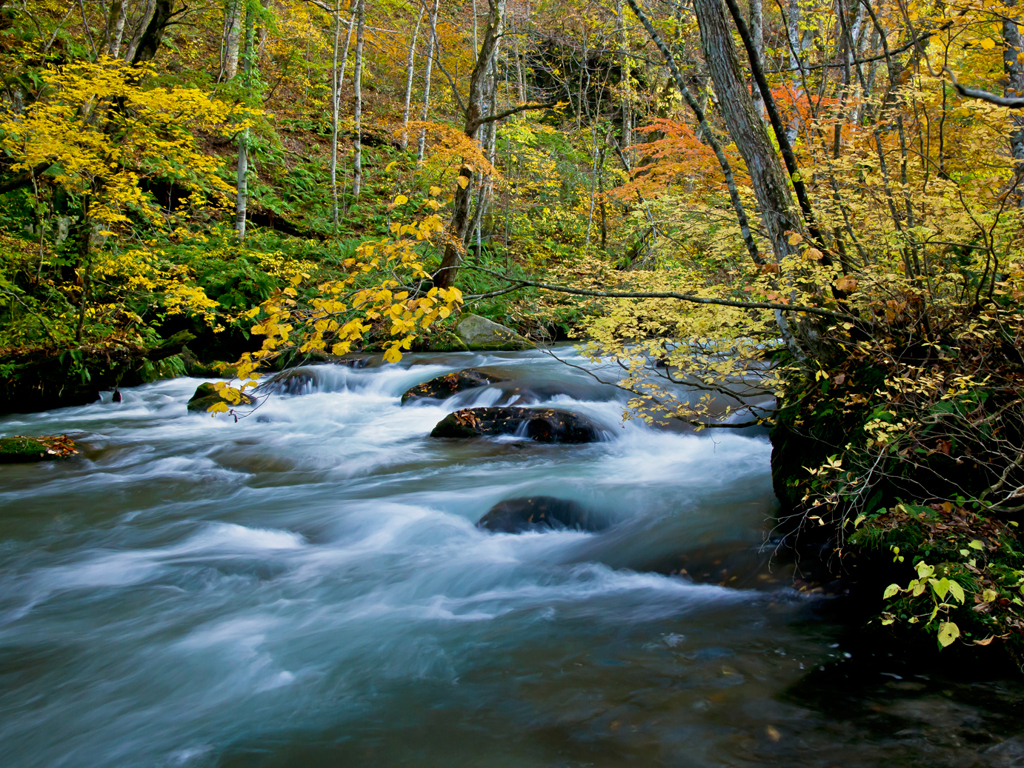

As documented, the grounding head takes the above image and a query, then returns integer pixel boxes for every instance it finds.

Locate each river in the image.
[1,348,1022,767]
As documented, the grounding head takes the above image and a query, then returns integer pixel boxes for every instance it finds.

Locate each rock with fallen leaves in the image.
[0,434,79,463]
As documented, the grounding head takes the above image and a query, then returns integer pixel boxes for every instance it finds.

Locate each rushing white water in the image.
[1,348,1020,767]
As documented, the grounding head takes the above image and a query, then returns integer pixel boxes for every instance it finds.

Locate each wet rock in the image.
[430,406,603,443]
[0,434,79,463]
[260,367,319,395]
[401,369,508,404]
[187,383,254,413]
[455,314,531,351]
[640,541,783,590]
[478,496,606,533]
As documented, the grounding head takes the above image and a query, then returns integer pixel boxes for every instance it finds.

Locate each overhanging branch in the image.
[464,265,857,321]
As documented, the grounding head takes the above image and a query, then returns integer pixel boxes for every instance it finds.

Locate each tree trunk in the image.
[352,0,366,200]
[691,0,806,354]
[235,1,256,239]
[123,0,156,62]
[130,0,174,65]
[433,0,507,289]
[748,0,764,117]
[105,0,127,57]
[400,7,425,151]
[417,0,441,162]
[330,1,354,229]
[625,0,762,265]
[222,0,243,80]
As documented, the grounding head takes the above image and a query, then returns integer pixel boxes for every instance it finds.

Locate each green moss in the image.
[0,436,50,462]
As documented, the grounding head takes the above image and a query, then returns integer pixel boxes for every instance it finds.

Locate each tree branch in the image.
[463,265,857,321]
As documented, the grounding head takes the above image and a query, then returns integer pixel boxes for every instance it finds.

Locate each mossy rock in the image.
[187,383,255,413]
[0,435,78,463]
[455,314,531,351]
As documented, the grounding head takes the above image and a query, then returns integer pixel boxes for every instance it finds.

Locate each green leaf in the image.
[916,562,935,579]
[968,540,985,551]
[930,578,949,601]
[883,583,901,599]
[948,581,965,604]
[937,621,960,648]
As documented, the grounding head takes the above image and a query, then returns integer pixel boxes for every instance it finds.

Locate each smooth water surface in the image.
[1,349,1022,767]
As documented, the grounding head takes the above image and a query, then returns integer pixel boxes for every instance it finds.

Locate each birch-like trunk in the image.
[352,0,366,201]
[417,0,441,162]
[222,0,243,80]
[235,1,256,239]
[400,8,425,151]
[749,0,764,117]
[105,0,127,57]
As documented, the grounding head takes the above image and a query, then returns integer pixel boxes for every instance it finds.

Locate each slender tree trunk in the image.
[222,0,243,80]
[105,0,127,57]
[400,8,425,151]
[748,0,764,117]
[123,0,156,61]
[235,1,256,239]
[330,0,351,229]
[433,0,507,289]
[352,0,366,200]
[417,0,441,162]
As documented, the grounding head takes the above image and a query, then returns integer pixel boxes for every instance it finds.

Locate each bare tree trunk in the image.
[625,0,762,265]
[691,0,805,354]
[104,0,127,57]
[352,0,366,201]
[400,7,425,151]
[123,0,156,62]
[417,0,441,162]
[330,1,354,229]
[749,0,764,117]
[222,0,243,80]
[433,0,507,289]
[235,1,256,239]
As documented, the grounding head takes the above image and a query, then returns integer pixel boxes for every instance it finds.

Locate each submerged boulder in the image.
[455,314,531,351]
[429,406,603,443]
[401,369,508,404]
[0,435,79,463]
[187,383,254,413]
[478,496,606,533]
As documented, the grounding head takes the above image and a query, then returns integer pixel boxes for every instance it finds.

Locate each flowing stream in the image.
[1,348,1022,767]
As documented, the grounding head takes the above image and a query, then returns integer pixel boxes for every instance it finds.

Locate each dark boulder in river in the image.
[478,496,606,533]
[401,369,507,404]
[429,407,604,443]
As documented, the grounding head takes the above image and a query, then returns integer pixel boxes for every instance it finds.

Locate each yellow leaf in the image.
[456,175,469,189]
[980,38,996,50]
[383,346,403,364]
[393,194,408,206]
[937,621,959,648]
[385,161,398,172]
[429,186,441,196]
[207,401,229,414]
